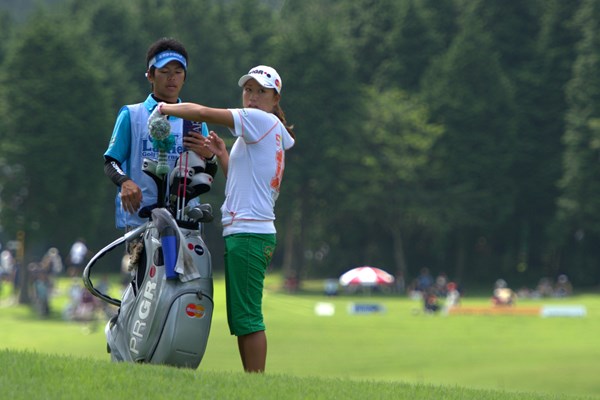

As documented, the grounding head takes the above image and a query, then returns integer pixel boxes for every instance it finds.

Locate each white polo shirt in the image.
[221,108,295,236]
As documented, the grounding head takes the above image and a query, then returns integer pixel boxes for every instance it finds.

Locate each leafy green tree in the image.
[337,0,401,85]
[556,0,600,284]
[337,0,453,93]
[457,0,542,75]
[416,0,458,52]
[516,0,582,278]
[217,0,278,79]
[66,0,147,105]
[420,3,517,282]
[273,0,362,281]
[375,0,443,92]
[1,0,599,287]
[0,10,14,63]
[345,87,443,280]
[0,12,115,257]
[467,0,569,282]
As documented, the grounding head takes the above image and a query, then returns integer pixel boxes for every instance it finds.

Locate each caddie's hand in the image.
[184,132,213,159]
[120,180,143,214]
[148,102,167,128]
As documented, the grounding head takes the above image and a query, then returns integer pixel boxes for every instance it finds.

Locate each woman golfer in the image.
[149,65,295,372]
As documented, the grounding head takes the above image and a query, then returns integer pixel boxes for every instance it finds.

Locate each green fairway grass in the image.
[1,275,599,399]
[1,350,592,400]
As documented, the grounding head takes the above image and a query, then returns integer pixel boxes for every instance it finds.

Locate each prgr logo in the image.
[129,267,158,355]
[250,68,268,76]
[186,303,205,319]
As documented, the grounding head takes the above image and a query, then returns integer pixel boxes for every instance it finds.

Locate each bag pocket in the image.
[148,289,214,368]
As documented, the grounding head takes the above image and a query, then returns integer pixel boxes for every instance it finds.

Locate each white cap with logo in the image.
[238,65,282,94]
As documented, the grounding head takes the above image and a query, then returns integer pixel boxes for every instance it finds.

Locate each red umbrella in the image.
[339,266,395,286]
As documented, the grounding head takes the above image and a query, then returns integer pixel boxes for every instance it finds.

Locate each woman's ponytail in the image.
[273,104,295,139]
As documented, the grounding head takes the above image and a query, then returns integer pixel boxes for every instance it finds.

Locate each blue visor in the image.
[148,50,187,70]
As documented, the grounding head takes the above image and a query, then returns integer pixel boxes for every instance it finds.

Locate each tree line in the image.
[0,0,599,290]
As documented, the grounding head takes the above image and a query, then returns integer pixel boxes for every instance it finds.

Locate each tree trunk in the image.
[18,263,31,305]
[282,213,295,273]
[281,204,301,293]
[454,229,466,283]
[390,224,408,292]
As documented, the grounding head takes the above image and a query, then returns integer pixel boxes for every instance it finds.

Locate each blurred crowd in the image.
[398,267,575,313]
[404,268,462,314]
[0,238,116,325]
[491,274,573,306]
[516,274,573,299]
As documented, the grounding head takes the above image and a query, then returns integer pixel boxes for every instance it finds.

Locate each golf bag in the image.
[83,149,216,369]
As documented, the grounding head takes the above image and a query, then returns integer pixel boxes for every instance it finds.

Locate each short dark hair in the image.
[146,37,188,72]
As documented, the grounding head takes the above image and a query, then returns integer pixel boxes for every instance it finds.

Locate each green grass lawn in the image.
[1,274,599,399]
[2,350,581,400]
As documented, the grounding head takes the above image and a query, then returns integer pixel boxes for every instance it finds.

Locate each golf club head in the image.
[187,203,213,223]
[142,158,158,175]
[142,158,165,189]
[170,172,213,209]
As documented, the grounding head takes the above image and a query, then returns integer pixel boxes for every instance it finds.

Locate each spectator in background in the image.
[423,286,440,313]
[434,272,449,297]
[554,274,573,297]
[445,282,461,308]
[40,247,64,277]
[491,278,517,306]
[536,277,554,297]
[29,262,51,317]
[517,286,533,299]
[0,249,15,295]
[407,267,434,300]
[1,249,19,303]
[417,267,434,292]
[324,279,339,296]
[67,238,88,277]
